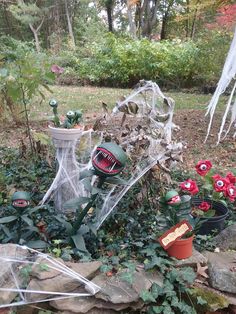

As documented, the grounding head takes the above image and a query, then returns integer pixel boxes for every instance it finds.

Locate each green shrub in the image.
[51,31,231,89]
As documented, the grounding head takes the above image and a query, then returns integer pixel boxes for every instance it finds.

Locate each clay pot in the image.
[166,235,194,260]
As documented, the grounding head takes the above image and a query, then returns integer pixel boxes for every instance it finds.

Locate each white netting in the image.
[41,128,102,212]
[0,244,100,308]
[205,28,236,144]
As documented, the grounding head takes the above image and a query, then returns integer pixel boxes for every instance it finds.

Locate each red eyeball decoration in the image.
[224,184,236,202]
[180,179,199,195]
[198,201,210,212]
[212,174,229,192]
[226,172,236,184]
[195,160,212,176]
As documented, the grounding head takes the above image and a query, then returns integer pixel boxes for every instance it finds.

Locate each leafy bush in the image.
[0,36,55,125]
[53,31,231,89]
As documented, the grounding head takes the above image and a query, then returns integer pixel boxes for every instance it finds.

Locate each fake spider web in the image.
[41,80,182,229]
[92,80,182,229]
[205,27,236,144]
[0,244,100,308]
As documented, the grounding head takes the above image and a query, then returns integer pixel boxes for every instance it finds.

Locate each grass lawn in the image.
[29,85,228,120]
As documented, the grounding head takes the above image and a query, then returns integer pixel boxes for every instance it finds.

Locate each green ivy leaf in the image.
[140,289,156,303]
[0,216,18,223]
[196,296,207,305]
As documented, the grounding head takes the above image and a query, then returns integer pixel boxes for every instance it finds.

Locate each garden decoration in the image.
[42,81,183,231]
[158,220,194,260]
[179,159,232,235]
[92,142,127,176]
[91,80,183,230]
[64,141,128,242]
[205,27,236,144]
[12,191,30,209]
[0,244,100,308]
[42,99,95,212]
[158,190,196,259]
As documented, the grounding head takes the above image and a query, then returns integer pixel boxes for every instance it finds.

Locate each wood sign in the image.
[158,220,193,250]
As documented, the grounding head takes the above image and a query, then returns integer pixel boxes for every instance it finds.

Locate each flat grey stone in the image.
[93,273,139,304]
[174,248,208,266]
[212,224,236,251]
[205,251,236,294]
[0,244,29,305]
[26,260,102,302]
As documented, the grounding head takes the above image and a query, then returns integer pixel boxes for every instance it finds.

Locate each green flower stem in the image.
[53,107,60,127]
[71,177,105,235]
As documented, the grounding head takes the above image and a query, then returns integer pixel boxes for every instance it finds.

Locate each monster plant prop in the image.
[49,98,83,129]
[69,142,127,235]
[43,81,182,232]
[42,100,93,211]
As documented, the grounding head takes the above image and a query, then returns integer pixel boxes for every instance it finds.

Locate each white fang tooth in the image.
[109,162,116,172]
[94,151,102,159]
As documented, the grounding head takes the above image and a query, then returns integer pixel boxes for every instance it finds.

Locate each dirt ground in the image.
[0,109,235,172]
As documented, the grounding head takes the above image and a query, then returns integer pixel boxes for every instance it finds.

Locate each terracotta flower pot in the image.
[166,235,194,260]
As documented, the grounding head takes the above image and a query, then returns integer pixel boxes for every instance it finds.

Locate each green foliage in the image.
[140,265,197,314]
[0,36,54,128]
[51,31,231,88]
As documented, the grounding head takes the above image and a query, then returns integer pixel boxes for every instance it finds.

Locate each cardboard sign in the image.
[158,220,193,250]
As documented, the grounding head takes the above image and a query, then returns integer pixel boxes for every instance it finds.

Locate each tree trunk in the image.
[29,18,44,53]
[106,0,113,32]
[160,14,168,40]
[127,5,137,38]
[64,0,76,48]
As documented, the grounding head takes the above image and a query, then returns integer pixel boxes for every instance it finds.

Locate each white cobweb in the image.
[42,80,182,229]
[92,80,182,229]
[0,244,100,308]
[205,27,236,144]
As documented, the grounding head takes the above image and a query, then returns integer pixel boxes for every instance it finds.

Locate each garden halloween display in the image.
[12,191,30,209]
[92,80,183,230]
[43,81,183,230]
[42,100,94,212]
[158,191,195,259]
[205,27,236,144]
[92,142,127,176]
[0,244,100,308]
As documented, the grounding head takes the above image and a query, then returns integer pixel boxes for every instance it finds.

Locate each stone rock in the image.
[174,248,208,267]
[136,268,163,288]
[205,252,236,294]
[50,296,143,313]
[66,261,102,279]
[212,225,236,251]
[26,260,102,302]
[92,268,163,305]
[191,284,229,312]
[93,273,140,304]
[57,310,118,314]
[0,244,29,305]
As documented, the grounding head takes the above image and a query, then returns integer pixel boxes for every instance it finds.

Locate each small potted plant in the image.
[158,190,198,259]
[179,160,234,235]
[48,99,85,142]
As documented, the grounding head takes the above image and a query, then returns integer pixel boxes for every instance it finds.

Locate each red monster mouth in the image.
[92,148,122,174]
[167,195,181,204]
[12,199,29,208]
